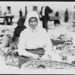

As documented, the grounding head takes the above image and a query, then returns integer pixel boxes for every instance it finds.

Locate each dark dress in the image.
[11,16,26,49]
[54,12,60,26]
[64,9,69,22]
[54,19,60,25]
[13,16,26,39]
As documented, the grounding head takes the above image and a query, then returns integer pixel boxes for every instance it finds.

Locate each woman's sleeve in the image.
[44,30,53,55]
[18,30,26,54]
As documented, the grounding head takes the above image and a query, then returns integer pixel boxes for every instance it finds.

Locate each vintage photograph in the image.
[0,1,75,70]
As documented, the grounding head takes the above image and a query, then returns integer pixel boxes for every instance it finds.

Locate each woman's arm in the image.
[44,31,53,55]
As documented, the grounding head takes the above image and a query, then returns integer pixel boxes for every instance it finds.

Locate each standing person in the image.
[64,9,69,22]
[24,6,27,23]
[25,6,27,18]
[4,6,13,25]
[0,7,4,25]
[18,11,53,61]
[4,7,10,25]
[19,9,23,18]
[73,6,75,32]
[54,11,60,28]
[0,7,2,15]
[40,6,53,31]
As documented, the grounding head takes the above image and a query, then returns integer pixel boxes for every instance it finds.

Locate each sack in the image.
[1,35,10,47]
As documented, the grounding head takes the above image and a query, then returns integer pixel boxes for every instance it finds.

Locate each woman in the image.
[54,11,60,28]
[64,9,69,22]
[18,11,52,60]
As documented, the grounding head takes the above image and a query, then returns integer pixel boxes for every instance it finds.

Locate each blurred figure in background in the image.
[19,8,23,18]
[40,6,53,31]
[4,6,14,25]
[0,7,4,25]
[13,17,26,38]
[0,7,2,15]
[25,6,27,19]
[54,11,60,28]
[73,5,75,32]
[64,9,69,22]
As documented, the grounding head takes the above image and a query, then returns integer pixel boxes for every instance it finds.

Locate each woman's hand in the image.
[41,54,52,60]
[31,54,40,60]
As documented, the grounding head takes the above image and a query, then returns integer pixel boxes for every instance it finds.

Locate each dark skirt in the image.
[54,20,60,25]
[18,48,45,68]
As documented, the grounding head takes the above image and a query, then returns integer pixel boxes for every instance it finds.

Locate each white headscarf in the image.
[24,11,42,31]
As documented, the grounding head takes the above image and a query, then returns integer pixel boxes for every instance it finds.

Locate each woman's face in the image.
[29,17,38,30]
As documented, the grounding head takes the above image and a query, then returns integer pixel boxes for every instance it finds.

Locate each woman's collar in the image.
[28,27,39,33]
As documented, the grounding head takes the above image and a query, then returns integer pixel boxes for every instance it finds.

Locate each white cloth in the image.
[24,11,42,29]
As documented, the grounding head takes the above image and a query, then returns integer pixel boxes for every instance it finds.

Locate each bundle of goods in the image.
[51,34,73,50]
